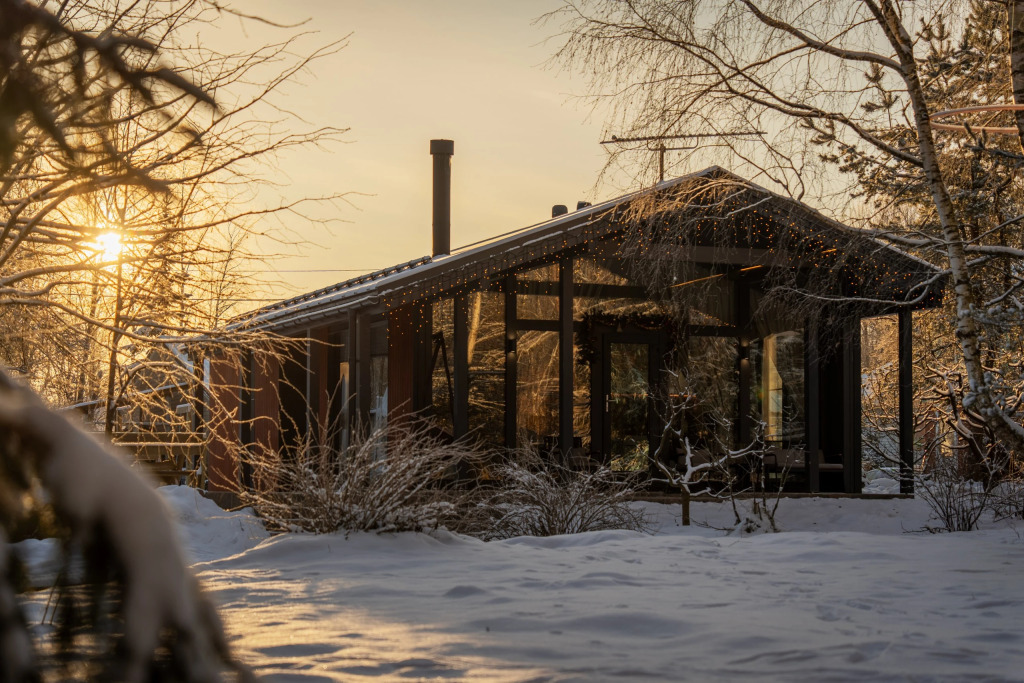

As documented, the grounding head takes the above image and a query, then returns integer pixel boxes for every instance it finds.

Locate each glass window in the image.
[516,330,559,451]
[467,291,505,447]
[431,298,454,435]
[608,342,651,471]
[516,263,560,321]
[574,297,658,321]
[682,336,739,450]
[574,256,630,286]
[573,342,591,456]
[517,263,559,282]
[517,293,559,320]
[759,331,805,446]
[674,265,734,326]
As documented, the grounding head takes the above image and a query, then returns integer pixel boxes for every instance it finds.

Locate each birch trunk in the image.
[878,0,1024,455]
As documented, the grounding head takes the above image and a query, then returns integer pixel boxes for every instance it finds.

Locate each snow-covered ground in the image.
[17,485,1024,681]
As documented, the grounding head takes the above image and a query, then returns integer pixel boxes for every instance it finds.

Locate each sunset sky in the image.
[233,1,632,300]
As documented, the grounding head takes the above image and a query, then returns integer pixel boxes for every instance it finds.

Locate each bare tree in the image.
[0,0,344,677]
[550,0,1024,456]
[1,0,346,432]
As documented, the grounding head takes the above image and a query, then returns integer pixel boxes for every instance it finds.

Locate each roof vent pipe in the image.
[430,139,454,257]
[552,204,568,218]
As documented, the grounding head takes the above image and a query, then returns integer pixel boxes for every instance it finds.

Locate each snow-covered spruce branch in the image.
[0,369,252,682]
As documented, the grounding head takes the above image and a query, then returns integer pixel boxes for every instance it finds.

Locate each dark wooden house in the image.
[206,141,941,495]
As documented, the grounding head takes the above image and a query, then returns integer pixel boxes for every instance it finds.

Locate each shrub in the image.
[240,420,478,534]
[915,456,992,532]
[458,451,651,540]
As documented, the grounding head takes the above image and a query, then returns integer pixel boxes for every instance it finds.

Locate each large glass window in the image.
[431,298,454,435]
[682,336,739,450]
[573,342,591,457]
[758,331,805,446]
[608,342,651,471]
[674,265,735,326]
[516,330,559,451]
[467,291,505,446]
[517,263,559,320]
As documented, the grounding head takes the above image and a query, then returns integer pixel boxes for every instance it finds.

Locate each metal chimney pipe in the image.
[430,139,454,257]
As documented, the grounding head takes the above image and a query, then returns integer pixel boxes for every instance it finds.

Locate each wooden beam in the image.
[898,308,914,494]
[355,312,372,426]
[304,329,312,438]
[736,282,752,446]
[559,258,575,460]
[513,281,648,299]
[346,311,358,432]
[504,276,518,450]
[805,319,821,493]
[671,245,795,268]
[842,318,863,493]
[414,302,433,413]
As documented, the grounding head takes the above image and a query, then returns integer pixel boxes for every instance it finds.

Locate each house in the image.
[205,140,942,495]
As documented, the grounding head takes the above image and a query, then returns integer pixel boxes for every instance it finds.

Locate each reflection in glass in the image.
[516,330,559,450]
[574,256,630,286]
[682,336,738,450]
[467,291,504,446]
[760,331,805,445]
[517,263,559,282]
[517,293,559,320]
[574,297,657,321]
[573,343,591,456]
[431,298,454,435]
[608,342,649,471]
[676,267,734,326]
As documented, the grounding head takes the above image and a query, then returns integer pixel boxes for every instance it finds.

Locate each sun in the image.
[91,231,123,262]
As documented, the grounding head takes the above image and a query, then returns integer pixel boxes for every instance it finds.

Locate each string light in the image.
[213,176,940,466]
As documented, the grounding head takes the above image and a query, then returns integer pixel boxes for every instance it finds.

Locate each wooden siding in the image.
[207,356,239,493]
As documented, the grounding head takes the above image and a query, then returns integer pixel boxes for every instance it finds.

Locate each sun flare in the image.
[91,231,123,262]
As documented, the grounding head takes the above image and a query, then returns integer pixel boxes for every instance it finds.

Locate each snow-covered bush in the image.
[0,370,252,682]
[241,419,479,534]
[458,451,651,540]
[990,468,1024,522]
[915,456,992,531]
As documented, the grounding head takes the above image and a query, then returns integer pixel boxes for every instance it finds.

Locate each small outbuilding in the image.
[206,141,942,495]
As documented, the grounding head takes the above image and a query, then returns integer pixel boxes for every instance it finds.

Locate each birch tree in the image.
[551,0,1024,457]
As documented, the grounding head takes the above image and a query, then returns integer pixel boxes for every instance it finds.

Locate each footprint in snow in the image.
[444,584,488,598]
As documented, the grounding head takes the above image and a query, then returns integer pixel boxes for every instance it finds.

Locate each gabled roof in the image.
[239,167,942,334]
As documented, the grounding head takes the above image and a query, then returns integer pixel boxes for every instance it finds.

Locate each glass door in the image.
[603,339,652,471]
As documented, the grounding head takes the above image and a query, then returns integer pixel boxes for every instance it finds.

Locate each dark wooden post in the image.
[842,317,863,493]
[304,329,313,437]
[898,308,914,494]
[805,319,821,493]
[504,276,518,450]
[414,302,433,413]
[345,311,358,433]
[736,282,752,446]
[559,258,575,461]
[453,293,469,439]
[355,312,372,426]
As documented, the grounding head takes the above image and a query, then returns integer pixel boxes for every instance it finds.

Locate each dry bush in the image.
[990,461,1024,522]
[915,456,993,532]
[456,451,652,540]
[240,419,479,535]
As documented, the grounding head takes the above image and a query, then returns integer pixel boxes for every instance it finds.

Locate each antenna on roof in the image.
[600,131,765,182]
